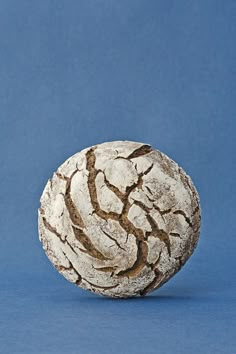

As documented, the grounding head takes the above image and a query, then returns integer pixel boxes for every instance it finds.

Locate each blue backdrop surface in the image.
[0,1,235,353]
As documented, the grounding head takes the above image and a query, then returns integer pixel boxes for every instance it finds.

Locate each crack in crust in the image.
[170,232,181,238]
[93,266,118,272]
[117,239,148,278]
[86,147,121,221]
[42,216,78,255]
[42,217,66,242]
[39,216,77,254]
[115,144,153,160]
[61,251,82,285]
[192,205,200,216]
[84,280,119,290]
[101,228,126,251]
[126,144,153,159]
[140,269,164,296]
[145,220,171,257]
[56,171,85,228]
[132,200,172,251]
[153,204,172,217]
[61,251,118,290]
[148,250,162,270]
[146,189,195,230]
[72,226,111,260]
[56,170,110,261]
[132,200,171,256]
[173,210,193,227]
[101,171,126,203]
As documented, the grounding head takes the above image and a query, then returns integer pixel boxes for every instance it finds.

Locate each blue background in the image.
[0,1,235,353]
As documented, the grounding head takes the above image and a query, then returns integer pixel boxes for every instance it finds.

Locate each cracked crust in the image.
[38,140,201,298]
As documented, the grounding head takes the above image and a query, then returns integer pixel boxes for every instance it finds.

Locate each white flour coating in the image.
[38,141,201,298]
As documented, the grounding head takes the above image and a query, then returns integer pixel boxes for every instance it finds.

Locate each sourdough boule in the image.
[38,141,201,298]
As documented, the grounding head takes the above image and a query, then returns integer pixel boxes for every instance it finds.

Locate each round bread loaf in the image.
[38,141,201,298]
